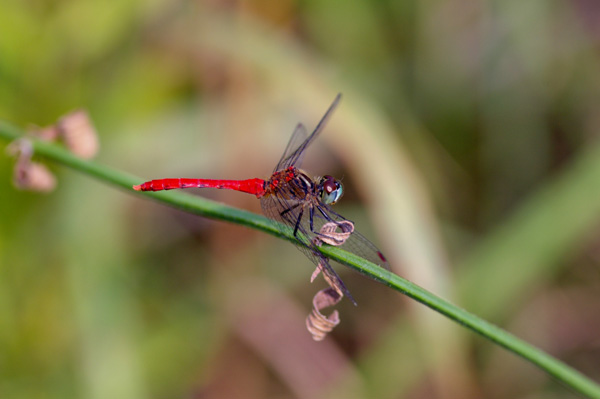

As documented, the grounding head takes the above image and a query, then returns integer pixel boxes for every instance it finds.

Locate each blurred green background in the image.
[1,0,600,398]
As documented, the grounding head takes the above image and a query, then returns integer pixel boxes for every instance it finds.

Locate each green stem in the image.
[1,121,599,398]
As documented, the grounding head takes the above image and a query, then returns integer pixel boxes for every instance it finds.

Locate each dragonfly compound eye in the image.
[319,175,344,205]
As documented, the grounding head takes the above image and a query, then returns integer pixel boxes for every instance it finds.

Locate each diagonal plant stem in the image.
[1,120,599,398]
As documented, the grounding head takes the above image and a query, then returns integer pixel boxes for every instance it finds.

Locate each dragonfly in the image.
[134,94,389,304]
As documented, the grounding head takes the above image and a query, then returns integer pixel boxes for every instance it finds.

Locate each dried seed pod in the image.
[33,125,60,142]
[7,138,56,192]
[13,159,56,192]
[313,220,354,246]
[306,287,343,341]
[58,110,99,159]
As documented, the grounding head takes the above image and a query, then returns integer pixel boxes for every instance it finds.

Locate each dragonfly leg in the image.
[310,205,335,239]
[293,208,304,238]
[279,202,304,238]
[308,205,356,244]
[309,205,315,232]
[280,202,301,217]
[308,205,336,240]
[316,204,352,223]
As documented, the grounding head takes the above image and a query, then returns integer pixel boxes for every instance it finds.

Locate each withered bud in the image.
[57,110,99,159]
[306,288,343,341]
[34,125,61,142]
[312,221,354,247]
[13,159,56,192]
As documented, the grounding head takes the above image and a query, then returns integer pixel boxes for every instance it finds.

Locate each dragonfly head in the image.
[318,175,343,205]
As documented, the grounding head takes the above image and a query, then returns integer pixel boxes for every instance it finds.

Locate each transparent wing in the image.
[260,187,389,304]
[260,191,357,305]
[276,94,342,171]
[315,204,391,272]
[274,123,308,173]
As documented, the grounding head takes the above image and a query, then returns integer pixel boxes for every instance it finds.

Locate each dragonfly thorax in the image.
[265,167,312,199]
[265,167,343,206]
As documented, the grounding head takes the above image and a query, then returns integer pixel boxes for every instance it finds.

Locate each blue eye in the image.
[319,176,343,205]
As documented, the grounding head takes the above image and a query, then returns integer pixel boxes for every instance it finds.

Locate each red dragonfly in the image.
[134,94,389,304]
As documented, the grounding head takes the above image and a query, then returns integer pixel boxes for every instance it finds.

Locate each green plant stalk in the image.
[1,121,599,398]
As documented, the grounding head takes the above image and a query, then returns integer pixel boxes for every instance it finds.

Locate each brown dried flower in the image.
[57,110,99,159]
[306,287,343,341]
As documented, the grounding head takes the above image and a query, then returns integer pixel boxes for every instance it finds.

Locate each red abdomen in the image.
[133,178,266,197]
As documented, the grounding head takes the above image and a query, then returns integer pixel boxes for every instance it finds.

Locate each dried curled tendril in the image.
[306,220,354,340]
[312,220,354,247]
[306,287,342,341]
[6,110,98,192]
